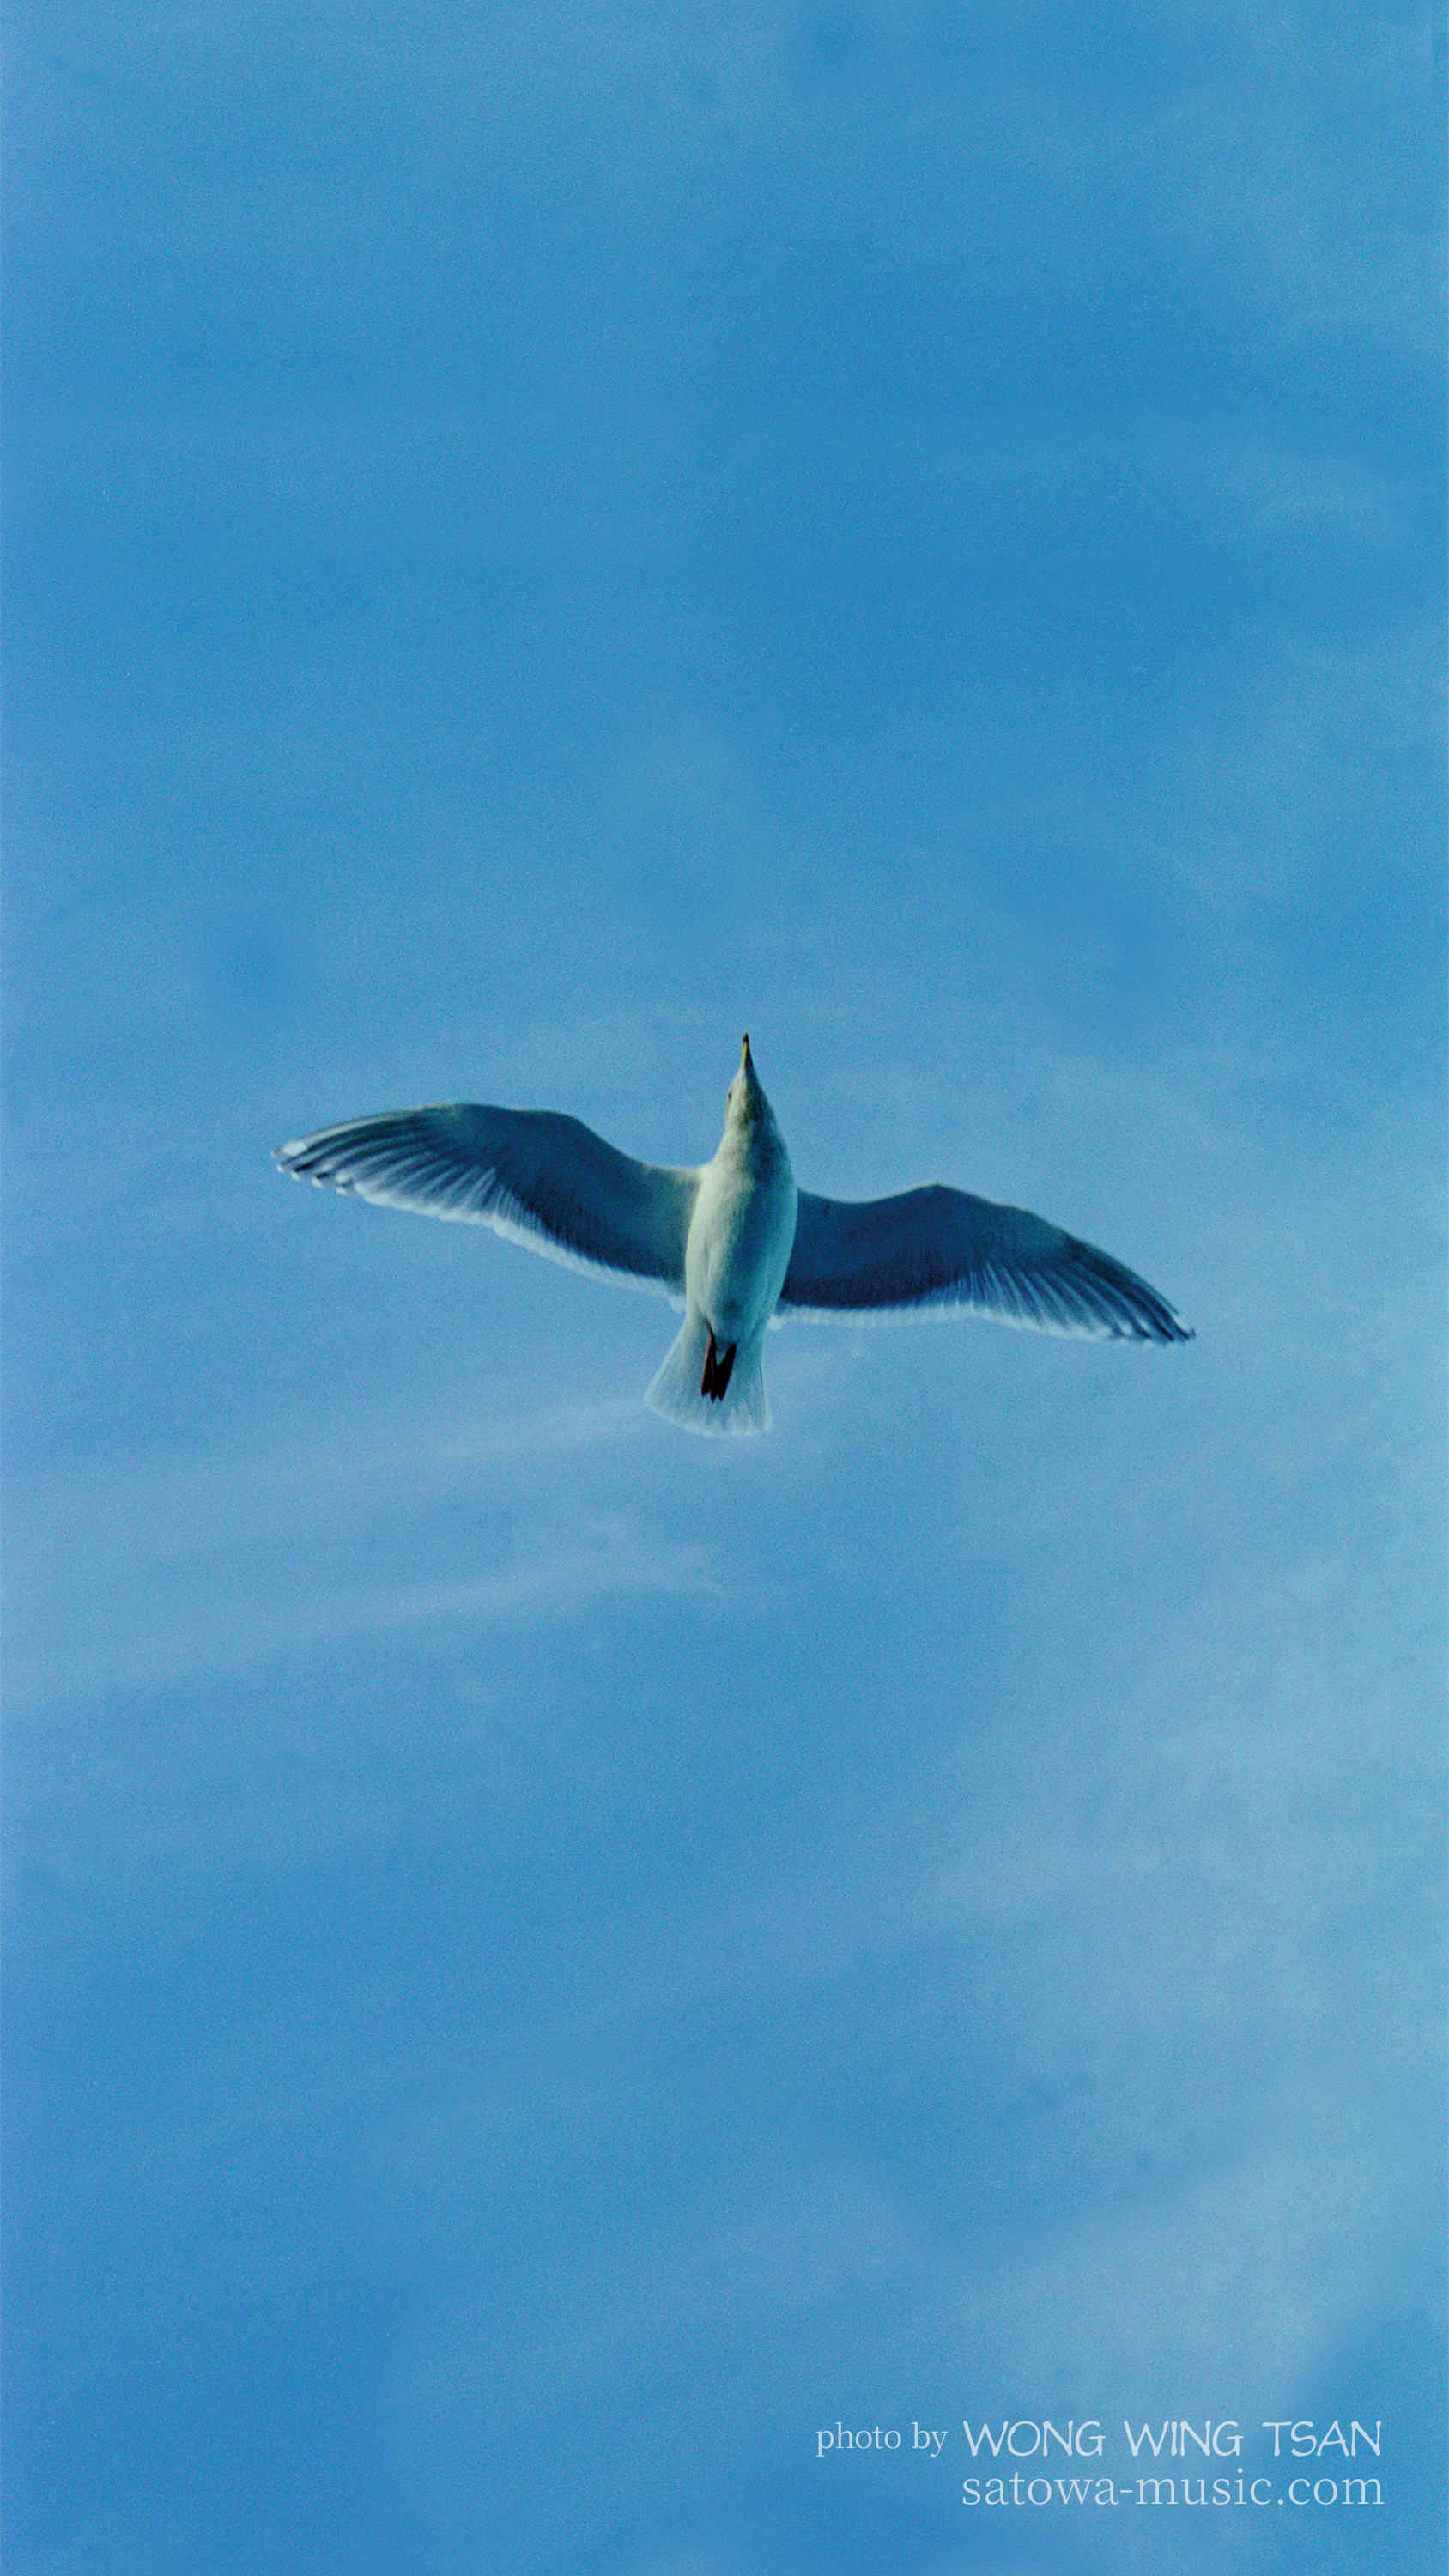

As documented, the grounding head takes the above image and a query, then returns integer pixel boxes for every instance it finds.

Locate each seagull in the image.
[276,1036,1191,1434]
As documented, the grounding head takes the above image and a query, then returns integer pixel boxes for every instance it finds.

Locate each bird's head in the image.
[725,1032,765,1127]
[721,1035,791,1178]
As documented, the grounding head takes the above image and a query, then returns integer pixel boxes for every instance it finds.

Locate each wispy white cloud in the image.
[4,1383,730,1719]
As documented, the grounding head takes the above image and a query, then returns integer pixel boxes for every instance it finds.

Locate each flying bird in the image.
[276,1036,1191,1434]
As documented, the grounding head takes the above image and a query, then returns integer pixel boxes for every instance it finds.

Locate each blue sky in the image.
[4,5,1445,2572]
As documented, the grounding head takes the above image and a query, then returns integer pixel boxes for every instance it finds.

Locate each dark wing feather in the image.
[779,1185,1190,1342]
[276,1105,697,1296]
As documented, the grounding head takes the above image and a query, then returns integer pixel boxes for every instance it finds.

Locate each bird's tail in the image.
[646,1317,769,1437]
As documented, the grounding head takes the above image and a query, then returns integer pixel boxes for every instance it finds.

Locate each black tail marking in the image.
[701,1328,737,1401]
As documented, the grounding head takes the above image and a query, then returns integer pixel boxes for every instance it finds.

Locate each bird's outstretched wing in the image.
[276,1105,698,1296]
[779,1186,1190,1342]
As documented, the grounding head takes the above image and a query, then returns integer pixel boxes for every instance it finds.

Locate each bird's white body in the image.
[648,1042,798,1431]
[277,1035,1190,1435]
